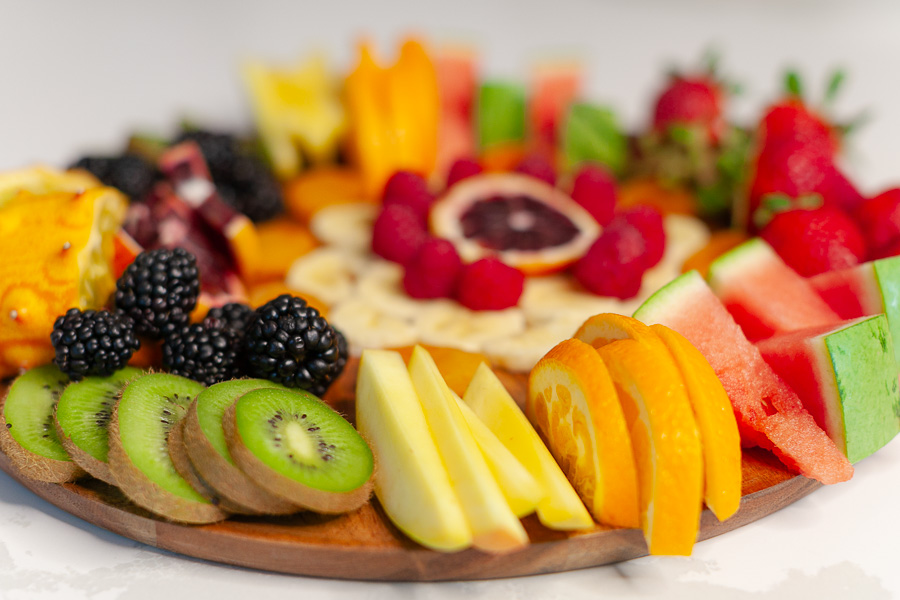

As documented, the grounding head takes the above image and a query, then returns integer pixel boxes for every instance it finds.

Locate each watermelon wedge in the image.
[634,271,853,484]
[757,315,900,463]
[808,256,900,365]
[707,238,841,342]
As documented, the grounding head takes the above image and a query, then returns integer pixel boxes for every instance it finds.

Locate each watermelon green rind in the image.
[874,256,900,365]
[825,316,900,462]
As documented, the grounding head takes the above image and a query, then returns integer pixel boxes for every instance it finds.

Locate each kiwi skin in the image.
[107,373,228,524]
[167,420,260,515]
[181,396,302,516]
[223,391,374,515]
[0,373,85,483]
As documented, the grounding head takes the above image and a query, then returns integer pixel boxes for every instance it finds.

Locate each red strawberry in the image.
[760,205,866,276]
[854,188,900,257]
[652,75,725,142]
[761,99,839,158]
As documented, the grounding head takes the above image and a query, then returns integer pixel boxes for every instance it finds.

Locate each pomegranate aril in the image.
[403,238,463,299]
[371,204,429,265]
[455,257,525,311]
[570,163,617,226]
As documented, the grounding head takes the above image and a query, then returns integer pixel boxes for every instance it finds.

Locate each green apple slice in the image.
[463,362,594,531]
[355,349,471,552]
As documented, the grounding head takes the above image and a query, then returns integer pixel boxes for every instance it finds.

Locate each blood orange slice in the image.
[429,173,600,275]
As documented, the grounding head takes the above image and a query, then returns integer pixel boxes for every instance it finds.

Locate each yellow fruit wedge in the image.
[463,362,594,531]
[596,339,703,555]
[453,393,544,518]
[650,324,742,522]
[355,349,472,552]
[0,166,101,208]
[408,346,529,553]
[528,339,640,528]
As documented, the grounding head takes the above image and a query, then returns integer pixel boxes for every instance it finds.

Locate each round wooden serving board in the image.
[0,361,820,581]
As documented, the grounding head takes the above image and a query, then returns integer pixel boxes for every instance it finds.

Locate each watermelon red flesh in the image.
[436,48,477,175]
[757,316,900,464]
[708,239,842,342]
[634,271,854,484]
[529,62,581,161]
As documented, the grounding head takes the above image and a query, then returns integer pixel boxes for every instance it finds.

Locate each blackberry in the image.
[70,153,159,201]
[162,322,242,386]
[114,247,201,339]
[175,129,284,222]
[50,309,140,381]
[244,295,346,396]
[202,302,254,333]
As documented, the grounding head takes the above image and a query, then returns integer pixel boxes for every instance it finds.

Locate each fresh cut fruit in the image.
[408,345,528,553]
[355,349,472,552]
[808,256,900,365]
[757,315,900,463]
[464,362,594,531]
[0,365,82,483]
[707,238,841,341]
[224,387,373,514]
[528,338,640,529]
[634,271,854,484]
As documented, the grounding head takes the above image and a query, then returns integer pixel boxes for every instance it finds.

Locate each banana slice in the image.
[308,202,378,252]
[482,318,585,373]
[328,298,418,354]
[355,260,430,320]
[284,246,369,306]
[660,214,710,271]
[415,302,526,354]
[520,275,632,325]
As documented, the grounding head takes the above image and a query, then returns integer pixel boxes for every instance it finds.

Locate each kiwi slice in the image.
[54,366,144,485]
[0,365,84,482]
[224,387,374,514]
[108,372,227,524]
[179,379,301,515]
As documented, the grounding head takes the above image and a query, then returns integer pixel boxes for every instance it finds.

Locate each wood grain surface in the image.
[0,361,821,581]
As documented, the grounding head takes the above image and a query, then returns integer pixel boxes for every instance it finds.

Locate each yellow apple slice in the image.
[596,339,703,555]
[463,363,594,531]
[408,346,529,553]
[453,393,544,518]
[528,338,640,529]
[650,324,741,522]
[355,349,471,552]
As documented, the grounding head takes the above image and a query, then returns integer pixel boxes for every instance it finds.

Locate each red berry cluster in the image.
[370,168,525,311]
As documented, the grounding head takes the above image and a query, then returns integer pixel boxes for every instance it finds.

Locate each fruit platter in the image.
[2,33,900,583]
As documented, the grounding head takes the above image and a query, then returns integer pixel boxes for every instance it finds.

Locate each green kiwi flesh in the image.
[108,372,227,523]
[224,387,374,514]
[0,365,84,482]
[54,366,144,485]
[182,379,301,515]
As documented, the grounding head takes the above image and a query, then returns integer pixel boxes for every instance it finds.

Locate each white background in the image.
[2,1,900,598]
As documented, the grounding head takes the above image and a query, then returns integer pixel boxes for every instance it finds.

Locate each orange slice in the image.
[528,338,639,528]
[573,312,661,350]
[596,338,703,555]
[650,324,741,521]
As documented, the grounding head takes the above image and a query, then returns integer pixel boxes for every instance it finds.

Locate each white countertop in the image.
[3,1,900,597]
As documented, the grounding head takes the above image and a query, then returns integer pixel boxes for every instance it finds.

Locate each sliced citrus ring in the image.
[528,338,640,528]
[650,324,742,521]
[573,312,661,350]
[596,338,703,555]
[0,188,127,378]
[429,173,601,275]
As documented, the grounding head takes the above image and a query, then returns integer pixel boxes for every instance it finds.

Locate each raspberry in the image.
[854,188,900,256]
[515,155,556,186]
[617,205,666,268]
[570,163,617,226]
[446,158,483,188]
[572,224,648,299]
[402,238,463,299]
[455,257,524,311]
[371,205,429,265]
[761,206,866,276]
[382,171,433,223]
